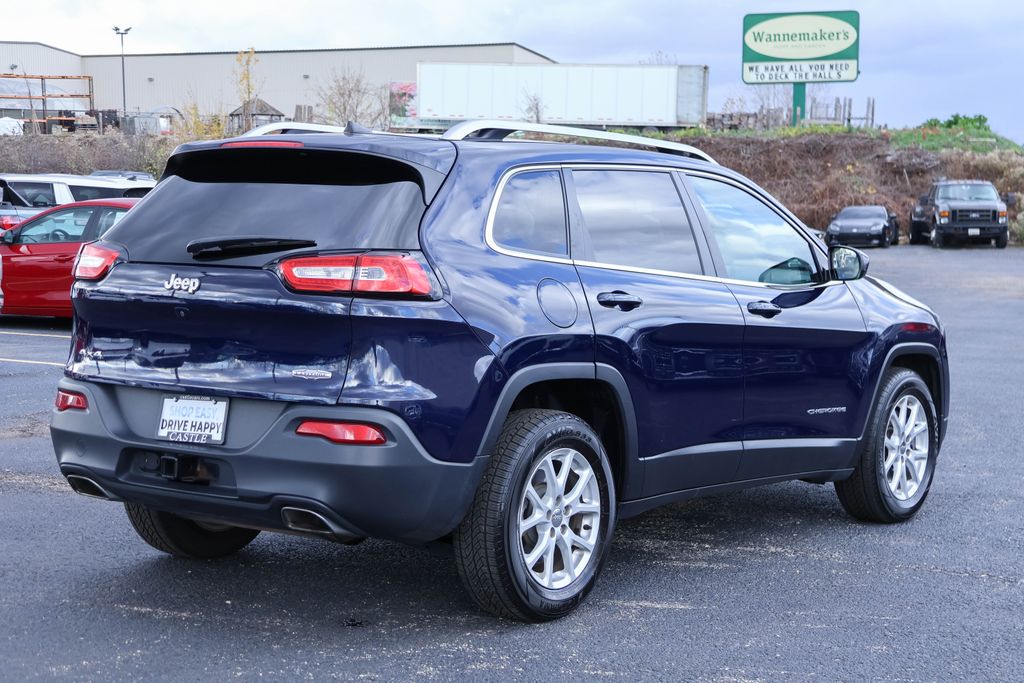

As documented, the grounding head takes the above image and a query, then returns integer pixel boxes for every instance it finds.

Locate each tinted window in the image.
[689,176,819,285]
[17,207,94,243]
[104,149,426,266]
[9,182,56,207]
[69,185,126,201]
[492,170,567,256]
[571,170,702,274]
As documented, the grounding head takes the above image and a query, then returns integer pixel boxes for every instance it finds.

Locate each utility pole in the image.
[113,26,131,118]
[11,64,39,134]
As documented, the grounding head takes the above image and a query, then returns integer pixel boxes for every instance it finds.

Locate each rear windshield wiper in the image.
[186,236,317,260]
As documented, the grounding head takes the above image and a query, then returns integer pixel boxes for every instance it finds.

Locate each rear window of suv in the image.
[103,148,427,266]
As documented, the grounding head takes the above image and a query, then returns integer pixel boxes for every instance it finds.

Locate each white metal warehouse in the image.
[0,40,554,119]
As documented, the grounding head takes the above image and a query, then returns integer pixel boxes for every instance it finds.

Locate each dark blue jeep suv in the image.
[51,121,950,621]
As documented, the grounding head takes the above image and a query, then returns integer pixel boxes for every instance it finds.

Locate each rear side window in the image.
[491,170,567,256]
[689,176,820,285]
[570,169,702,275]
[103,149,427,266]
[9,182,56,207]
[69,185,126,201]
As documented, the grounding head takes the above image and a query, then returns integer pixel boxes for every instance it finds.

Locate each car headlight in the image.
[999,211,1008,224]
[871,223,885,233]
[828,223,840,233]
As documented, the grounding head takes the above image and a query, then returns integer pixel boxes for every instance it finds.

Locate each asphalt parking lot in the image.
[1,246,1021,681]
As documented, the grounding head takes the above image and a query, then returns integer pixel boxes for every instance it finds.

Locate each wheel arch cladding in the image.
[476,363,642,501]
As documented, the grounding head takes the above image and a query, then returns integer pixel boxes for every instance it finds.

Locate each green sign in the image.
[742,11,860,84]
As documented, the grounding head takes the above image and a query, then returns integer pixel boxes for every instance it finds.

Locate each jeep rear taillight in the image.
[74,243,121,281]
[55,389,88,411]
[278,253,433,296]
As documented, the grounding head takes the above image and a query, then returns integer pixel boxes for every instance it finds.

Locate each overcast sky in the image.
[10,0,1023,141]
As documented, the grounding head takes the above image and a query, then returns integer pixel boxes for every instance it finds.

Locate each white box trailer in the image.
[402,63,709,131]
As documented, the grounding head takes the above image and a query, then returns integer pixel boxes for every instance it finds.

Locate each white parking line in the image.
[0,331,71,340]
[0,357,64,367]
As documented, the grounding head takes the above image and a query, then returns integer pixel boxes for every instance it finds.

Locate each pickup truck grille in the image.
[952,209,996,223]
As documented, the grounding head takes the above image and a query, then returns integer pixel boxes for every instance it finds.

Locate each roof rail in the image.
[242,122,351,137]
[441,120,716,164]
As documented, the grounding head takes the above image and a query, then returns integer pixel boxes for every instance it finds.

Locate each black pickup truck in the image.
[909,180,1009,248]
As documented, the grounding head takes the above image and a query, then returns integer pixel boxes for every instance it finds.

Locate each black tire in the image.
[930,225,945,249]
[125,503,260,559]
[909,221,926,245]
[881,228,891,248]
[995,232,1008,249]
[835,368,939,523]
[453,409,616,622]
[891,225,901,245]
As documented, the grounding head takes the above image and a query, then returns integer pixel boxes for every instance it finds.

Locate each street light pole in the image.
[112,26,131,118]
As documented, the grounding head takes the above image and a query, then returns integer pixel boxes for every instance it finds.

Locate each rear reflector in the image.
[74,243,120,280]
[221,140,304,148]
[55,389,88,411]
[278,253,433,296]
[902,322,936,333]
[296,421,387,445]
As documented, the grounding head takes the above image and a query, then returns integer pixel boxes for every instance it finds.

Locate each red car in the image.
[0,198,138,318]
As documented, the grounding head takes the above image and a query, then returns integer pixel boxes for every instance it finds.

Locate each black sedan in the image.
[825,205,900,248]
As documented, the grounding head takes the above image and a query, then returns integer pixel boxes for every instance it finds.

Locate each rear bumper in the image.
[50,378,487,544]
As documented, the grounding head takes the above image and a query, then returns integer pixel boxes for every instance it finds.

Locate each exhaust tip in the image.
[66,474,114,501]
[280,506,362,543]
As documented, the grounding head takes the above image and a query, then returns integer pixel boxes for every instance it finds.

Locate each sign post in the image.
[742,11,860,125]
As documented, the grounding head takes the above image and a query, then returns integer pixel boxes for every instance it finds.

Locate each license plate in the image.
[157,395,229,445]
[968,228,980,236]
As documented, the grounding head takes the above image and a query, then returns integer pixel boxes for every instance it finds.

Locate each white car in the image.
[0,173,155,207]
[0,173,155,231]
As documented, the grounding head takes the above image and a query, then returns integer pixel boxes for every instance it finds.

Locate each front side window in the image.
[491,170,568,257]
[16,207,95,243]
[571,169,702,274]
[688,176,819,286]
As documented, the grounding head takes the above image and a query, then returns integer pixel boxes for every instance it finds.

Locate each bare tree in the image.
[234,48,262,131]
[522,91,545,123]
[315,68,389,129]
[639,50,679,65]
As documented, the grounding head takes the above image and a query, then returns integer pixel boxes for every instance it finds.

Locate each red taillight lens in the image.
[55,389,88,411]
[221,140,304,148]
[902,322,936,333]
[296,420,387,445]
[74,243,120,280]
[278,253,433,296]
[0,215,20,231]
[279,255,358,292]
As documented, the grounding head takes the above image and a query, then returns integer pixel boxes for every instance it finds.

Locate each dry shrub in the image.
[0,132,179,178]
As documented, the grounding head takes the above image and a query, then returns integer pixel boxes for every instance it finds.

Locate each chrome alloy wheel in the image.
[517,447,602,590]
[884,395,930,501]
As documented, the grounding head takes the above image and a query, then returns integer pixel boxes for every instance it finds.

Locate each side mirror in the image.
[919,195,929,204]
[1003,192,1017,208]
[830,245,869,281]
[2,229,15,244]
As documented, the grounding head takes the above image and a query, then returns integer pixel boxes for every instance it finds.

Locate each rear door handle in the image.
[597,291,643,311]
[747,301,782,318]
[55,254,75,263]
